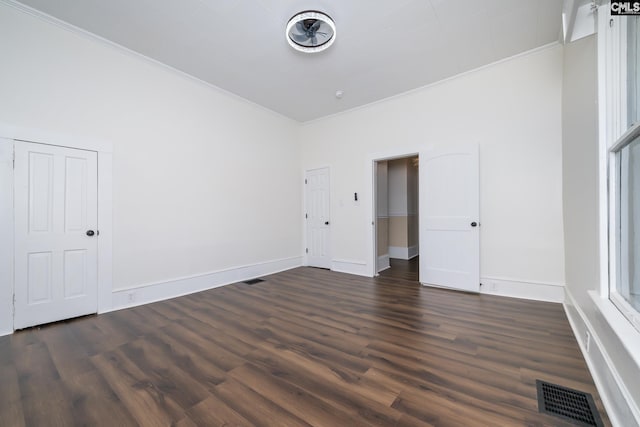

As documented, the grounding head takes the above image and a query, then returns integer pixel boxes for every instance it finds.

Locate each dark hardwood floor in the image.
[379,257,419,282]
[0,265,609,426]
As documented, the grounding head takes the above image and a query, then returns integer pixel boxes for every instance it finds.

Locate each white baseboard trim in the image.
[109,256,303,312]
[377,254,390,272]
[408,245,419,260]
[564,289,640,427]
[479,276,565,303]
[389,246,407,259]
[389,246,408,260]
[0,328,12,337]
[389,245,418,260]
[331,259,370,277]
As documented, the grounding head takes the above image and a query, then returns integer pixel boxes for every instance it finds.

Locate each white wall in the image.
[388,159,408,216]
[562,35,600,325]
[407,157,419,253]
[562,34,640,426]
[300,44,566,288]
[376,161,388,217]
[407,158,418,217]
[0,3,301,322]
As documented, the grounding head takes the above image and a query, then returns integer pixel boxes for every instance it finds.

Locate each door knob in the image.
[86,230,95,236]
[470,222,478,227]
[325,221,330,225]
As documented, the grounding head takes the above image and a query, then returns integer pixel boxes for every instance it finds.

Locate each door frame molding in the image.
[0,123,113,335]
[0,138,14,335]
[303,165,331,268]
[366,147,421,278]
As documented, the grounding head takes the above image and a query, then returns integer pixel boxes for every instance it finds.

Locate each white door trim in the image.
[366,147,421,277]
[0,122,113,153]
[0,139,14,336]
[0,125,113,335]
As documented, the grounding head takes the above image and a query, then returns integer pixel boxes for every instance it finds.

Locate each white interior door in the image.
[14,141,98,329]
[305,167,331,269]
[419,143,479,293]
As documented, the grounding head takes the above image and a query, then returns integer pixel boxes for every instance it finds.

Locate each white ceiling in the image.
[15,0,563,122]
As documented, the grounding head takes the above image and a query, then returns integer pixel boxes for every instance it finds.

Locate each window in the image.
[609,14,640,331]
[627,16,640,127]
[611,129,640,329]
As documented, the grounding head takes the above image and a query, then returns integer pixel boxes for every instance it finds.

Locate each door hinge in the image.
[12,150,15,169]
[305,213,308,219]
[306,248,308,254]
[305,179,307,184]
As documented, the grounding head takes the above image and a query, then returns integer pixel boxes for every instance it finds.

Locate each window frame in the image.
[609,123,640,332]
[604,6,640,333]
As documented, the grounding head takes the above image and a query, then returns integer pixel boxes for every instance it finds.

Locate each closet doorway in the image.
[374,155,419,281]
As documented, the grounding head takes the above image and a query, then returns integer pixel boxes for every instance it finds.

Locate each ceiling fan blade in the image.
[310,20,321,32]
[291,33,309,43]
[295,21,306,34]
[311,36,318,45]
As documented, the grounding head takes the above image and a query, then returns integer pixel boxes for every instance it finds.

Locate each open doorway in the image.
[374,155,419,281]
[369,143,479,291]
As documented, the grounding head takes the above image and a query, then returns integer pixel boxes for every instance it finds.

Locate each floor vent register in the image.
[536,380,604,426]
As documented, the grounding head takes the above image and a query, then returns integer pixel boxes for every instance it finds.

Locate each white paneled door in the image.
[420,144,480,293]
[305,167,331,269]
[14,141,98,329]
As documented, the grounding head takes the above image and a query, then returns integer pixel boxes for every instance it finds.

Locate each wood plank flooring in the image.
[0,264,610,426]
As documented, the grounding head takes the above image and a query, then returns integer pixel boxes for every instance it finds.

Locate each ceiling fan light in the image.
[286,11,336,53]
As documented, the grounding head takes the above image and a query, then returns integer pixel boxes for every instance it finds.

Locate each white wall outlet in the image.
[127,292,135,303]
